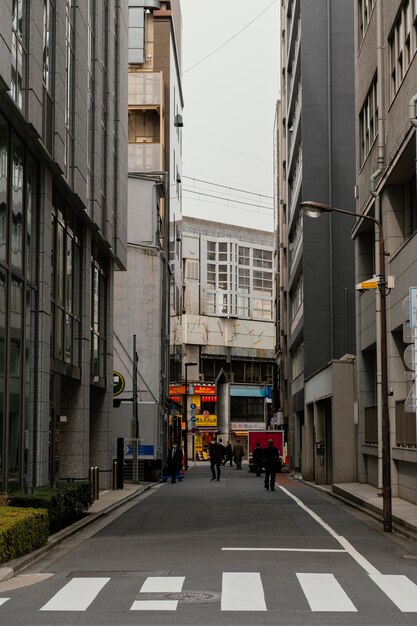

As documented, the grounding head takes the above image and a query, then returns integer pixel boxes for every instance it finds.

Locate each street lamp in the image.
[184,362,197,470]
[300,200,392,533]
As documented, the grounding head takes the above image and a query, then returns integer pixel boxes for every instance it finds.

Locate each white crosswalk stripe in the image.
[370,574,417,612]
[40,577,110,611]
[221,573,267,611]
[2,572,417,613]
[297,573,357,612]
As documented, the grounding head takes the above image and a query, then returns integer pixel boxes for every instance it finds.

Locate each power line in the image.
[182,194,273,218]
[184,138,272,164]
[183,0,279,74]
[183,188,273,211]
[183,176,273,200]
[184,169,273,195]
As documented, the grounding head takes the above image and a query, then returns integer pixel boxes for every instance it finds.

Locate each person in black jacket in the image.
[166,442,183,484]
[252,441,263,477]
[209,438,224,481]
[263,439,279,491]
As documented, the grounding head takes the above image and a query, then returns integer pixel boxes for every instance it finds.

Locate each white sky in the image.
[180,0,280,232]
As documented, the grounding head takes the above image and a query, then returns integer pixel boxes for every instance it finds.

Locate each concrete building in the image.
[0,0,128,491]
[354,0,417,503]
[113,0,183,480]
[276,0,357,482]
[171,217,275,461]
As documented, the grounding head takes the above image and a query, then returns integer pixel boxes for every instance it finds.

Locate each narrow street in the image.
[1,465,417,625]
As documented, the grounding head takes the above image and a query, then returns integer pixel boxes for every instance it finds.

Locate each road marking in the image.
[40,577,110,611]
[297,573,357,612]
[279,484,380,576]
[222,548,346,553]
[140,577,185,593]
[0,599,10,606]
[131,600,178,611]
[221,573,267,611]
[370,575,417,612]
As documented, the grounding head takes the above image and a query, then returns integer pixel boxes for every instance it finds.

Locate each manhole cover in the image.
[162,591,219,604]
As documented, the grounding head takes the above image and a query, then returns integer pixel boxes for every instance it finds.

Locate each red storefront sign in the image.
[169,385,186,395]
[193,384,216,395]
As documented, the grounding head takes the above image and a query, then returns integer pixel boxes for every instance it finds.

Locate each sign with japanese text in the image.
[196,414,217,427]
[193,384,216,395]
[169,384,186,395]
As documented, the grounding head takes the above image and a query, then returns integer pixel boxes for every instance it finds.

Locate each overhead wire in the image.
[183,0,279,74]
[183,188,274,211]
[183,176,273,200]
[183,138,272,164]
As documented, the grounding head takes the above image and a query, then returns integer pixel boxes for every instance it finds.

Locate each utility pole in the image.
[133,334,139,482]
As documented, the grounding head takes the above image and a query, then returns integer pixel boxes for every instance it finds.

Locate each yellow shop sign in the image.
[196,414,217,427]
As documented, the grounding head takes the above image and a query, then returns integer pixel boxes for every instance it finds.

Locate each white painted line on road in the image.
[222,548,346,553]
[0,598,10,606]
[370,575,417,612]
[131,600,178,611]
[40,577,110,611]
[221,573,267,611]
[140,576,185,593]
[297,573,357,612]
[279,485,380,576]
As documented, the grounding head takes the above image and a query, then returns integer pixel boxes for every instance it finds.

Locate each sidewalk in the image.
[303,478,417,540]
[0,481,156,582]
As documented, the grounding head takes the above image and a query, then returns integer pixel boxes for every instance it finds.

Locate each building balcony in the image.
[128,142,164,173]
[128,71,163,107]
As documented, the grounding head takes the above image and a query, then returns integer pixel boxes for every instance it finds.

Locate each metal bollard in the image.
[95,466,99,500]
[88,466,95,501]
[112,460,118,490]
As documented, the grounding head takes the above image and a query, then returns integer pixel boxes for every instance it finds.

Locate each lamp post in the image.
[184,362,197,470]
[300,200,392,532]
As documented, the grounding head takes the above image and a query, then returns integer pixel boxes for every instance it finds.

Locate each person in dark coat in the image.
[252,441,263,477]
[222,441,233,466]
[166,442,182,483]
[263,439,279,491]
[233,439,244,469]
[209,438,224,481]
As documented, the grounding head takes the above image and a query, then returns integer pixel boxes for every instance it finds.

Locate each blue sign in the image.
[126,444,154,456]
[411,288,417,329]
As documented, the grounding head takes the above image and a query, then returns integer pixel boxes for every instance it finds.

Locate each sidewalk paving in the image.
[303,478,417,540]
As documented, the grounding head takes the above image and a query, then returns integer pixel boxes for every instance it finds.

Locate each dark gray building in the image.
[277,0,357,481]
[0,0,128,491]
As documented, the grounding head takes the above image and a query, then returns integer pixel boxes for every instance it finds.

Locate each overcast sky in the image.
[180,0,280,232]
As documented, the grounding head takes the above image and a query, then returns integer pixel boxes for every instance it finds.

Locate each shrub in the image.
[9,481,93,534]
[0,507,48,564]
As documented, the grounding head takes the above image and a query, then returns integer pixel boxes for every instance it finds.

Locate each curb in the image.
[0,482,158,583]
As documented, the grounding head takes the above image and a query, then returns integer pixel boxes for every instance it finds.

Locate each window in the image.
[291,341,304,380]
[91,245,107,379]
[205,239,273,320]
[290,274,303,321]
[11,0,27,109]
[359,76,378,165]
[358,0,376,43]
[51,193,82,367]
[87,0,96,215]
[42,0,53,92]
[65,0,75,180]
[389,0,417,98]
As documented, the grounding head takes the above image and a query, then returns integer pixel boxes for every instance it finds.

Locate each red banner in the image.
[193,384,216,395]
[169,385,186,395]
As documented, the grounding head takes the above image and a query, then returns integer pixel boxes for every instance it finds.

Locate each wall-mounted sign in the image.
[169,384,186,395]
[196,414,217,427]
[231,422,266,431]
[193,384,216,395]
[113,371,125,396]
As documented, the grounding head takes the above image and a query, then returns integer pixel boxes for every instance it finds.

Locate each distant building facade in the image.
[171,217,275,460]
[0,1,128,491]
[276,0,357,482]
[113,0,183,479]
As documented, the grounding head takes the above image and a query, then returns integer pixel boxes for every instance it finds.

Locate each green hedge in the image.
[9,481,93,534]
[0,507,49,564]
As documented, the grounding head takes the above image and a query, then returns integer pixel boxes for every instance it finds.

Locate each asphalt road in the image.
[1,464,417,625]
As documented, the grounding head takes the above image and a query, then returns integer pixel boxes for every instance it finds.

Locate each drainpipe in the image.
[368,0,385,495]
[370,170,382,492]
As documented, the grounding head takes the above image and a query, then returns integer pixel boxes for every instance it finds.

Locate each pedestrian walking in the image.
[222,441,233,466]
[166,442,183,484]
[233,439,244,470]
[263,438,279,491]
[252,441,263,477]
[209,438,224,481]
